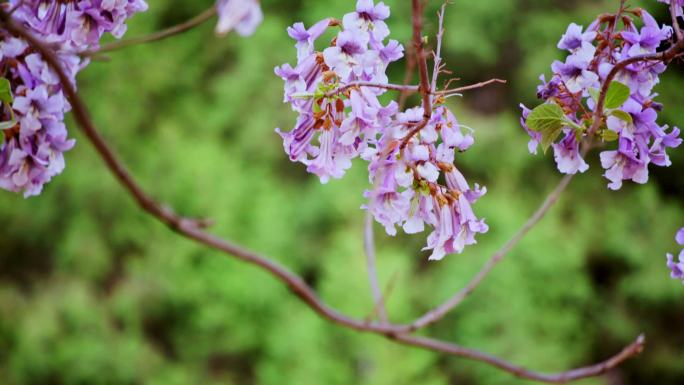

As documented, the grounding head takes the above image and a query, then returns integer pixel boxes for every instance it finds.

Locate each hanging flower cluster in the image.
[215,0,263,37]
[0,0,147,197]
[275,0,488,260]
[520,3,682,190]
[667,228,684,284]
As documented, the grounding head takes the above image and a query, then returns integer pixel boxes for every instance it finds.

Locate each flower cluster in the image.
[0,0,147,197]
[520,4,682,190]
[667,228,684,284]
[276,0,488,260]
[364,106,488,260]
[215,0,263,37]
[275,0,401,183]
[12,0,148,51]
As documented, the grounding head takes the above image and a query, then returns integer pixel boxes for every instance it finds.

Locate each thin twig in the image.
[364,212,388,324]
[81,6,217,57]
[430,3,447,103]
[0,12,646,384]
[672,0,683,42]
[405,174,575,332]
[412,0,432,115]
[324,82,419,98]
[398,42,417,110]
[436,78,507,95]
[324,79,506,99]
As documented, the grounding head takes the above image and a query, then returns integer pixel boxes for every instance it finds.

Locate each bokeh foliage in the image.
[1,0,683,384]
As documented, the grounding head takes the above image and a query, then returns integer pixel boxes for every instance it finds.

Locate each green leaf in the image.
[0,78,12,105]
[601,129,619,142]
[610,109,633,125]
[604,81,630,109]
[526,103,565,133]
[588,88,600,103]
[539,126,562,153]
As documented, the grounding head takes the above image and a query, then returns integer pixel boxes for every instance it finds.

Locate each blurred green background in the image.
[1,0,683,384]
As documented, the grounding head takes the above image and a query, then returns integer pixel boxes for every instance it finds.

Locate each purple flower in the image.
[379,40,404,64]
[666,227,684,284]
[677,228,684,245]
[10,0,148,50]
[551,42,598,93]
[364,157,411,236]
[600,139,649,190]
[323,29,370,80]
[0,0,145,197]
[622,10,671,56]
[552,132,589,174]
[215,0,263,37]
[306,128,352,183]
[343,0,390,46]
[288,18,330,61]
[522,8,681,190]
[276,0,486,261]
[557,23,596,52]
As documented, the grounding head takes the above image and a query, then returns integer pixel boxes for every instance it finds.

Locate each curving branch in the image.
[589,23,684,135]
[365,212,389,324]
[81,6,217,57]
[394,333,645,384]
[0,9,645,384]
[404,174,575,332]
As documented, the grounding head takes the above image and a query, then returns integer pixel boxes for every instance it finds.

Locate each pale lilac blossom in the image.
[215,0,263,37]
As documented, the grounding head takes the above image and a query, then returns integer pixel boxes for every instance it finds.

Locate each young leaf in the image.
[526,103,565,132]
[540,126,562,153]
[604,81,630,109]
[601,129,619,142]
[0,78,12,105]
[588,87,600,103]
[610,109,633,125]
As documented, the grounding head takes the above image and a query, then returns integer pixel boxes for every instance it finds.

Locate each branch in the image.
[324,82,419,98]
[0,13,407,336]
[0,12,646,384]
[401,0,433,150]
[398,41,417,110]
[364,212,389,324]
[672,0,683,42]
[81,6,217,57]
[436,78,507,96]
[323,79,506,99]
[394,333,645,384]
[589,32,684,135]
[405,174,575,332]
